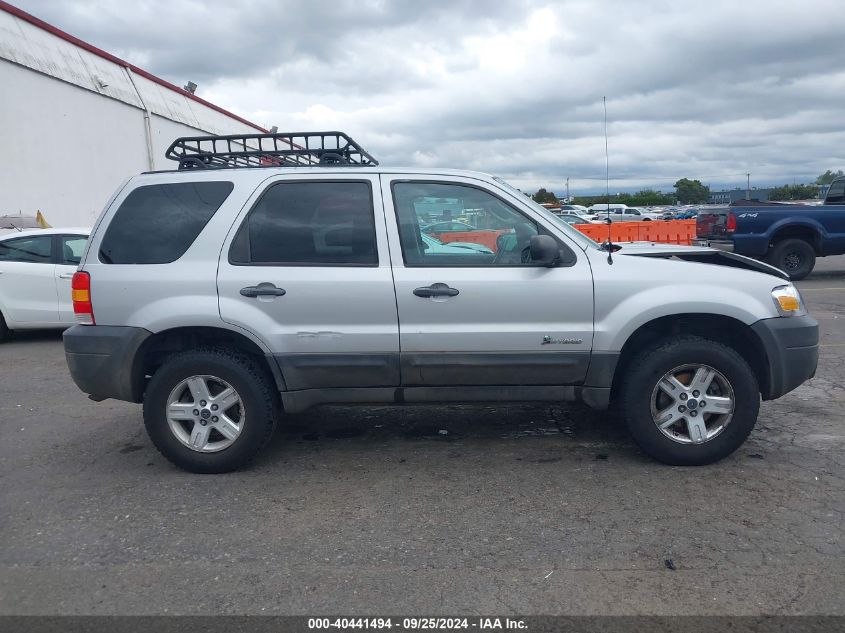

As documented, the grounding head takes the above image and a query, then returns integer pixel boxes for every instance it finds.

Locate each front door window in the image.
[392,182,541,266]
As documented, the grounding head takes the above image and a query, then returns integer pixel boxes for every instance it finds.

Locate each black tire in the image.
[0,311,8,342]
[765,238,816,281]
[618,335,760,466]
[143,347,278,473]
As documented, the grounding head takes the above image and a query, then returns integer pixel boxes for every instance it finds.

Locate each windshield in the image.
[492,176,599,249]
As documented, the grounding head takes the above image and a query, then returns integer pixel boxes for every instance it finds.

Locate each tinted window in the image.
[393,182,543,266]
[230,181,377,266]
[99,182,233,264]
[61,235,87,265]
[0,236,52,263]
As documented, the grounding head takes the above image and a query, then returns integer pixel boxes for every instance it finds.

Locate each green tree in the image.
[531,188,559,204]
[571,195,602,207]
[616,189,676,206]
[815,170,844,185]
[769,183,819,201]
[674,178,710,204]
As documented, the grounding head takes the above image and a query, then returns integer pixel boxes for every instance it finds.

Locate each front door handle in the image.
[413,283,459,298]
[240,283,286,298]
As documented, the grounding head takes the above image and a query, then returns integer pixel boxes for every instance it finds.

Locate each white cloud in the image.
[15,0,845,194]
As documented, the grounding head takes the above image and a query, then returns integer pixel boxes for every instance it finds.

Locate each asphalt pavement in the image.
[0,258,843,616]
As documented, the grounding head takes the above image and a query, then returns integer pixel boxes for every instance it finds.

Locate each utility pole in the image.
[746,173,751,200]
[566,177,570,203]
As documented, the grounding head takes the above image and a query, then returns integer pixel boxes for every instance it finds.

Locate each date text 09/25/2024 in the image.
[308,618,528,630]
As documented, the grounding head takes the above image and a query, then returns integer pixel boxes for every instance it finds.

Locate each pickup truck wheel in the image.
[143,348,278,473]
[766,238,815,281]
[0,311,8,342]
[619,336,760,466]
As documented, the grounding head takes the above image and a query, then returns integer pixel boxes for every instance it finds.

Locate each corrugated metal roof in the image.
[0,0,266,133]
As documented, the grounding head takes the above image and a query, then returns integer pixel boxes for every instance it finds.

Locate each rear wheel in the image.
[765,238,815,281]
[618,336,760,465]
[0,311,8,342]
[143,348,278,473]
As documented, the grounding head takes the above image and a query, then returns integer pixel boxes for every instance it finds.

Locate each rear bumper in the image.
[695,238,734,252]
[63,325,151,403]
[751,315,819,400]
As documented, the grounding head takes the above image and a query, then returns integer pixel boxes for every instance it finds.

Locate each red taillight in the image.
[71,271,95,324]
[726,212,737,233]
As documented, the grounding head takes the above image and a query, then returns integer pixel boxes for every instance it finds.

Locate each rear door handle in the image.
[58,273,74,279]
[240,283,286,298]
[413,283,459,298]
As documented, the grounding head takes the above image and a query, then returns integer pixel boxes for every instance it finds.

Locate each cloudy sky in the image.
[15,0,845,195]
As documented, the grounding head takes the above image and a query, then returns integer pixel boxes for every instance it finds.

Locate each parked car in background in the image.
[0,228,89,340]
[421,220,476,233]
[661,208,697,220]
[558,204,590,217]
[632,207,666,221]
[553,213,591,226]
[696,177,845,280]
[589,206,655,222]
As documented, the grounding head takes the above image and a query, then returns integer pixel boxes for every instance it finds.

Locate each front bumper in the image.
[63,325,152,403]
[751,315,819,400]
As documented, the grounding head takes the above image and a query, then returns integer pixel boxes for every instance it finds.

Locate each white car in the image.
[589,207,656,223]
[557,204,591,218]
[0,228,89,340]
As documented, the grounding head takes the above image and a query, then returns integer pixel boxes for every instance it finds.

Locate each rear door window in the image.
[229,181,377,266]
[99,181,233,264]
[61,236,88,265]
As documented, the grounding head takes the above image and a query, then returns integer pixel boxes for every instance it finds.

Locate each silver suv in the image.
[64,132,819,473]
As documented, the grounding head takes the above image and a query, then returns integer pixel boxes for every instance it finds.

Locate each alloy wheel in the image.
[165,375,244,452]
[649,364,735,444]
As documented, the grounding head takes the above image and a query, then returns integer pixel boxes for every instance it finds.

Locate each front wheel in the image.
[618,336,760,465]
[143,348,278,473]
[765,238,816,281]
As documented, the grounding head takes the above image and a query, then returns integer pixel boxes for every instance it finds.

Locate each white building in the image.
[0,1,266,227]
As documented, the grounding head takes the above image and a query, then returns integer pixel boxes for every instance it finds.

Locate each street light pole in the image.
[566,177,570,203]
[746,173,751,200]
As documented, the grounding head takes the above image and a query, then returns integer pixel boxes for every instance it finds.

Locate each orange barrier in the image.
[575,220,696,245]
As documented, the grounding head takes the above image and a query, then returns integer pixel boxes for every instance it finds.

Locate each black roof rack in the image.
[165,131,378,170]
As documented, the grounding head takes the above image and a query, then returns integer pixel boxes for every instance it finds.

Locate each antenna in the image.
[603,96,614,264]
[604,96,610,206]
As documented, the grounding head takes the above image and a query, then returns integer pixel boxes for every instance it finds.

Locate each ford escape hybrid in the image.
[63,132,819,473]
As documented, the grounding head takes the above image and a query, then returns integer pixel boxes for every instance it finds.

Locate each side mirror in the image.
[529,234,561,267]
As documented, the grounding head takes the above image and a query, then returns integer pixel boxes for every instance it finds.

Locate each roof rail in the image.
[165,131,379,170]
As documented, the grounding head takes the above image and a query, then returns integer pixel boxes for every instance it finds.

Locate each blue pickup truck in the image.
[696,177,845,280]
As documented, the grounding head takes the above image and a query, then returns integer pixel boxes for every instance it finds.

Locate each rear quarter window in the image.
[99,181,233,264]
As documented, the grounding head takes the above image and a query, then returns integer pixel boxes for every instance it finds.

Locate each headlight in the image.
[771,284,807,317]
